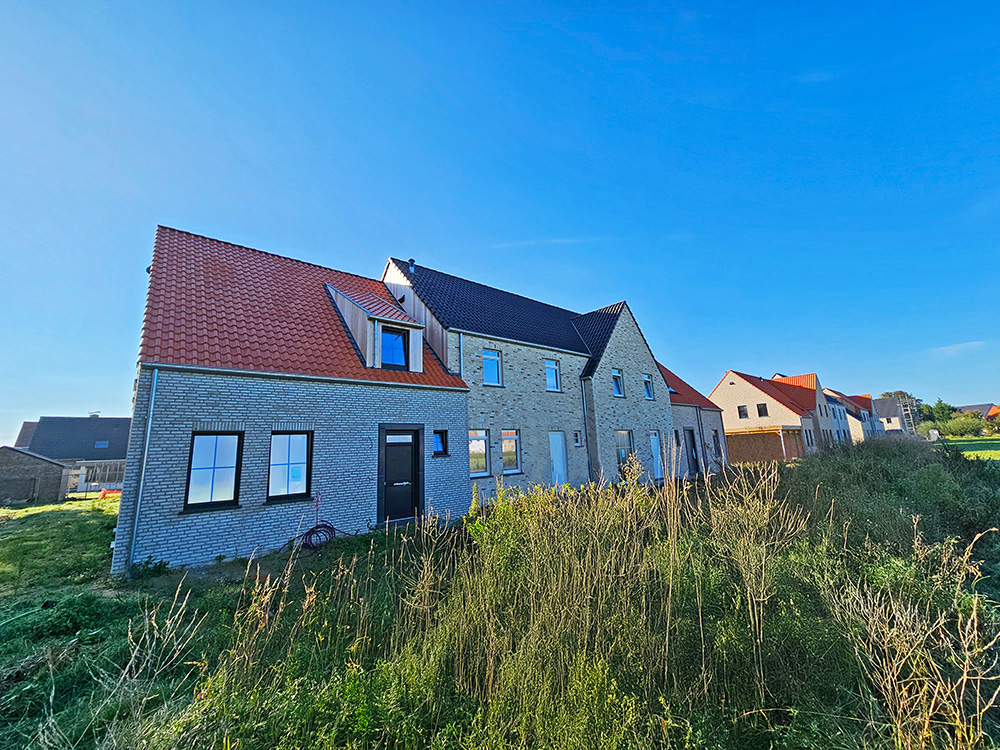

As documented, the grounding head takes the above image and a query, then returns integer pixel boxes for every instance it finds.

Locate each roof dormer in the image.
[325,283,425,373]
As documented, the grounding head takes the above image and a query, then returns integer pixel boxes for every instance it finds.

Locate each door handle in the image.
[392,481,411,487]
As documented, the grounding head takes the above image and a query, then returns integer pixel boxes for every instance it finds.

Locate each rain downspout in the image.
[127,367,158,573]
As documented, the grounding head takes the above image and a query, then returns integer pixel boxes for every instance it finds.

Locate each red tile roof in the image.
[657,363,721,411]
[772,373,819,391]
[140,227,467,389]
[726,370,815,417]
[849,394,874,413]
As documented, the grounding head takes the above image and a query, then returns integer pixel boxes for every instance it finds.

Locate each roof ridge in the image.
[571,300,627,320]
[388,257,583,317]
[158,225,383,284]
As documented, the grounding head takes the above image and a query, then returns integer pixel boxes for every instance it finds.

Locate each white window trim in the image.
[642,373,654,400]
[483,349,503,387]
[545,359,561,392]
[469,429,491,477]
[501,429,521,474]
[611,368,625,397]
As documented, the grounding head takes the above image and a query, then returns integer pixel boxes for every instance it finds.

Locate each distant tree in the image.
[931,398,956,424]
[918,403,935,422]
[880,390,916,401]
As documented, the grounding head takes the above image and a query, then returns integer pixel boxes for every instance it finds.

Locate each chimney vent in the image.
[408,258,416,274]
[89,411,100,418]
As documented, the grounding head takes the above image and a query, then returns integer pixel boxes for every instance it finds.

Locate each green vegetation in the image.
[942,436,1000,461]
[3,441,1000,749]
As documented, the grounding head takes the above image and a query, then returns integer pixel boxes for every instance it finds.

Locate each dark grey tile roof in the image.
[956,404,995,418]
[387,259,591,354]
[572,302,626,378]
[872,398,902,420]
[26,416,131,461]
[14,421,37,447]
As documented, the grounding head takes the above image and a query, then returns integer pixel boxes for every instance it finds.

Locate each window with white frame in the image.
[469,429,490,476]
[611,369,624,397]
[545,359,561,392]
[501,430,521,474]
[268,432,311,499]
[187,433,242,506]
[642,373,655,400]
[483,349,502,386]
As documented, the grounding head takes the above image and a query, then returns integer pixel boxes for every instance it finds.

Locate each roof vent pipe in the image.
[408,258,415,273]
[89,411,100,418]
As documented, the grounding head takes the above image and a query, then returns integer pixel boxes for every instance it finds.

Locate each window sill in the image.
[502,471,524,476]
[470,473,491,479]
[181,500,240,514]
[612,394,625,398]
[432,452,450,458]
[546,388,563,394]
[265,493,313,506]
[483,383,504,388]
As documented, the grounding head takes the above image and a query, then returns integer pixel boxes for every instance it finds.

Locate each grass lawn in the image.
[941,435,1000,460]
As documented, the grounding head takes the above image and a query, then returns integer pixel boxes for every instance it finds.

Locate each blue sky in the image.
[2,2,998,443]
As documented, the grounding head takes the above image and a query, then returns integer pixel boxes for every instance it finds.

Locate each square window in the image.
[187,433,242,506]
[611,369,624,397]
[381,327,408,370]
[545,359,561,392]
[642,374,655,400]
[737,405,749,419]
[433,430,448,456]
[469,429,490,476]
[501,429,521,474]
[483,349,502,386]
[269,432,311,498]
[757,403,769,418]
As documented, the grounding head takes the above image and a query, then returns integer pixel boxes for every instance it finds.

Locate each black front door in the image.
[684,428,700,476]
[384,431,418,520]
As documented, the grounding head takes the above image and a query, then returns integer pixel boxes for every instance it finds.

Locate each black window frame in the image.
[266,430,314,504]
[380,326,409,371]
[757,403,769,418]
[183,431,244,512]
[432,429,449,457]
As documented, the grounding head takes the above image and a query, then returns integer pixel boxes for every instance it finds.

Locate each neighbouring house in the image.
[956,403,997,420]
[0,446,68,502]
[13,414,131,492]
[382,259,680,488]
[111,228,471,575]
[657,363,727,477]
[873,397,907,433]
[825,391,884,443]
[709,371,842,462]
[822,391,853,445]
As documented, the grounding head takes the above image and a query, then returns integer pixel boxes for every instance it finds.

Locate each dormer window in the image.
[381,328,409,370]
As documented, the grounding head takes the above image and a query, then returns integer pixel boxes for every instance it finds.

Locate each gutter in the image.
[126,366,158,573]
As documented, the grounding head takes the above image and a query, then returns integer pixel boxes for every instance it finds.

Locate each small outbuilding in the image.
[0,446,68,503]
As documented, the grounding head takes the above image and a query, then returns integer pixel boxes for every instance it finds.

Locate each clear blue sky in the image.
[2,2,998,444]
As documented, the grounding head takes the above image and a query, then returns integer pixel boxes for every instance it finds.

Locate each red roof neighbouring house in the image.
[726,370,814,417]
[657,363,721,411]
[141,227,467,389]
[772,373,819,391]
[848,394,874,413]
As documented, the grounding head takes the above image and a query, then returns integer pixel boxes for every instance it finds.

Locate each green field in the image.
[942,435,1000,460]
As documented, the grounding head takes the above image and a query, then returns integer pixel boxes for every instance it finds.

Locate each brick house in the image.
[111,228,470,574]
[709,371,841,462]
[657,363,728,477]
[0,446,67,502]
[382,260,678,488]
[15,414,131,492]
[825,391,885,443]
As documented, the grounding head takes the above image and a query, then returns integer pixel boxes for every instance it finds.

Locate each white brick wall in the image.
[111,367,469,574]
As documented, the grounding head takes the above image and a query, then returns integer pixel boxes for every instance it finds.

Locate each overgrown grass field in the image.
[943,436,1000,461]
[2,439,1000,749]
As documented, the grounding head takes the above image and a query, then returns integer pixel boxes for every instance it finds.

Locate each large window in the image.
[268,432,311,499]
[611,369,624,397]
[737,405,749,419]
[545,359,561,392]
[187,433,242,506]
[381,327,408,370]
[502,430,521,474]
[483,349,502,386]
[613,430,633,477]
[642,374,655,400]
[469,429,490,476]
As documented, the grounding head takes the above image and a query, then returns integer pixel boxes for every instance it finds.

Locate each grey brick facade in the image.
[583,306,675,482]
[446,331,592,493]
[111,366,468,574]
